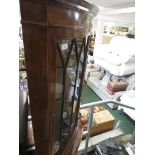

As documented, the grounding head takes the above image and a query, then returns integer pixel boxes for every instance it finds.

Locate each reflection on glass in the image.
[57,40,72,64]
[72,39,85,124]
[61,43,78,145]
[54,48,64,154]
[55,38,86,152]
[76,38,83,54]
[71,100,78,124]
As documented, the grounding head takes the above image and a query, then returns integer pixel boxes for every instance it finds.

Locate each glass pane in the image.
[55,38,86,152]
[76,38,83,54]
[61,43,77,145]
[58,39,72,64]
[71,38,84,124]
[72,39,84,123]
[71,100,78,124]
[77,38,85,95]
[54,48,64,154]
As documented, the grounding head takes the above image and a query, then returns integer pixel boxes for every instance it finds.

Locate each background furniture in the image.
[119,90,135,120]
[85,36,135,110]
[94,36,135,76]
[20,0,98,155]
[84,63,101,81]
[85,65,135,109]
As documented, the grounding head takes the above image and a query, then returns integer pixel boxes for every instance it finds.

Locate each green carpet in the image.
[80,81,135,135]
[80,82,134,155]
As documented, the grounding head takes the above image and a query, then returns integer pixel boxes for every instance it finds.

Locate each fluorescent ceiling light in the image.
[103,7,135,15]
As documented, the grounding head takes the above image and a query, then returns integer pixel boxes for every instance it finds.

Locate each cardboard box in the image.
[81,110,115,139]
[90,110,115,136]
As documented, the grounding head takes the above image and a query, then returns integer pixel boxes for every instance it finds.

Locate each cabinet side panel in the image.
[22,25,49,155]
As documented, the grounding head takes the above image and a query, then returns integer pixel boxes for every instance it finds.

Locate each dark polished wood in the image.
[20,0,98,155]
[61,120,83,155]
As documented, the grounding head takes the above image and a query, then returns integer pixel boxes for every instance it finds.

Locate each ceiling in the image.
[88,0,135,9]
[87,0,135,27]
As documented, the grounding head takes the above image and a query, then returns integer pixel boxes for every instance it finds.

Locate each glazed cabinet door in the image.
[53,30,89,154]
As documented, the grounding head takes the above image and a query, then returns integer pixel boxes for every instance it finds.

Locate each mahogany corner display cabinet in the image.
[20,0,98,155]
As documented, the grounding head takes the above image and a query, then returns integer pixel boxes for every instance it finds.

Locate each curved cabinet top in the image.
[20,0,98,16]
[20,0,98,29]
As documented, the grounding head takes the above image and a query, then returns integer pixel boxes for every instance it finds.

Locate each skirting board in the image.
[78,128,124,155]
